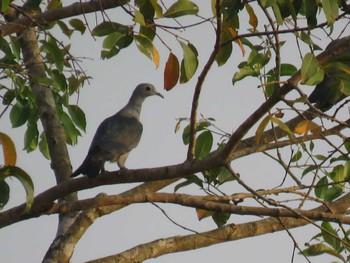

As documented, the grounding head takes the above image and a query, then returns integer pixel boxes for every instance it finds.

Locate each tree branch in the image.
[0,0,129,37]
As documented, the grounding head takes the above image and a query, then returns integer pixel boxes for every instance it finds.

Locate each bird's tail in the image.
[71,158,104,178]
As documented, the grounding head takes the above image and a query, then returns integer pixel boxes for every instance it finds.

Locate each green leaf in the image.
[195,130,213,160]
[301,243,344,261]
[44,37,64,72]
[291,151,302,162]
[280,63,298,76]
[174,174,203,192]
[0,166,34,214]
[322,0,339,26]
[216,28,233,66]
[92,22,130,37]
[217,166,235,184]
[103,32,124,50]
[68,104,86,132]
[179,41,198,83]
[212,212,230,227]
[59,111,80,145]
[134,34,160,68]
[10,102,30,128]
[272,3,284,25]
[39,133,50,160]
[321,221,341,252]
[134,10,146,26]
[57,21,74,38]
[304,0,318,28]
[301,53,324,85]
[260,0,276,8]
[1,0,9,13]
[163,0,199,18]
[182,124,191,145]
[315,176,328,199]
[302,165,317,177]
[0,180,9,210]
[24,120,39,152]
[150,0,163,17]
[69,19,86,34]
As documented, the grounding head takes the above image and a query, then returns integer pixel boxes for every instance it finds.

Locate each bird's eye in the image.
[146,86,151,91]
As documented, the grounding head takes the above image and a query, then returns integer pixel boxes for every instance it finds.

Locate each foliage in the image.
[1,0,350,262]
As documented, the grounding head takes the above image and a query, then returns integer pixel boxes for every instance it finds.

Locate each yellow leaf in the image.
[228,28,245,56]
[294,120,321,135]
[270,117,294,138]
[0,132,16,166]
[245,3,258,32]
[152,45,160,68]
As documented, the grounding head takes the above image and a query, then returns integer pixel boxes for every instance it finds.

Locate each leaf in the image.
[0,180,9,209]
[305,0,318,28]
[196,208,214,220]
[294,120,321,135]
[0,166,34,214]
[291,151,302,162]
[68,104,86,132]
[272,3,284,25]
[92,22,130,37]
[164,52,180,90]
[174,174,203,192]
[39,133,50,160]
[150,0,163,18]
[270,117,294,138]
[232,66,259,85]
[195,131,213,160]
[321,221,341,251]
[212,212,231,227]
[302,165,317,177]
[24,120,39,152]
[179,41,198,83]
[10,101,30,128]
[0,132,16,166]
[163,0,199,18]
[57,21,74,38]
[59,111,80,145]
[1,0,9,12]
[44,37,64,72]
[301,53,324,85]
[322,0,339,26]
[69,19,86,34]
[280,63,298,76]
[134,34,160,68]
[245,3,258,31]
[133,11,146,26]
[255,114,272,144]
[301,243,345,261]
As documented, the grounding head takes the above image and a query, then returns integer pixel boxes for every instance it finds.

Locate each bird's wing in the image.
[87,115,143,162]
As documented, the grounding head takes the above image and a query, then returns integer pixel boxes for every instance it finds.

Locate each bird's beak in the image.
[155,92,164,99]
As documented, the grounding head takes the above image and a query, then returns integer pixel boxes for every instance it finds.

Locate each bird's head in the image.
[133,83,164,99]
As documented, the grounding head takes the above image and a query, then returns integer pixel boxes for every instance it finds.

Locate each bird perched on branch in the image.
[71,83,163,178]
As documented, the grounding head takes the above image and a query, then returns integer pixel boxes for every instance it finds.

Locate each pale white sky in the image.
[0,1,345,262]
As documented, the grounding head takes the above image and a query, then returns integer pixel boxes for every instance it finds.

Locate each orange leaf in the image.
[196,208,214,220]
[228,28,245,56]
[0,132,17,166]
[164,52,179,91]
[294,120,321,135]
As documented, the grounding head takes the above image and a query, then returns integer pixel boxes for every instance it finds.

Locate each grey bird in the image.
[71,83,163,178]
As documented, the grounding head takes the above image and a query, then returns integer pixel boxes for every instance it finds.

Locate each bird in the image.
[71,83,164,178]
